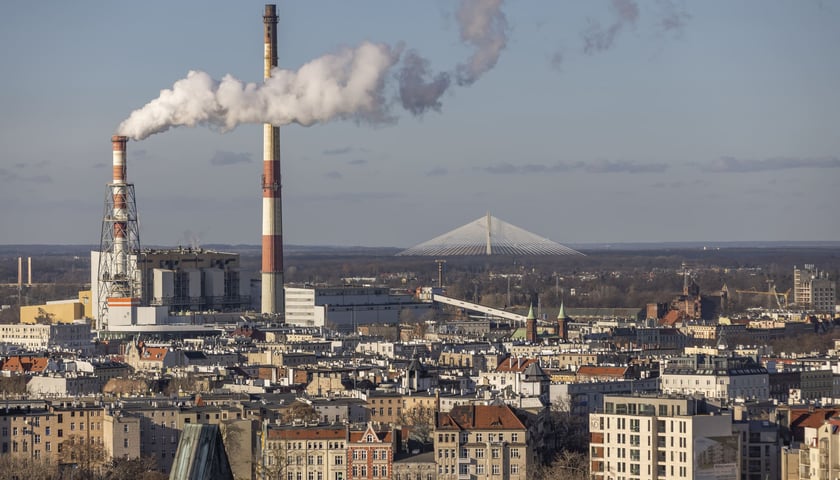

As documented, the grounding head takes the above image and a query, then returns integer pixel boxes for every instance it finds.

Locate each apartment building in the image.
[347,423,395,480]
[589,394,740,479]
[263,425,348,480]
[660,354,769,402]
[434,404,538,480]
[0,400,108,469]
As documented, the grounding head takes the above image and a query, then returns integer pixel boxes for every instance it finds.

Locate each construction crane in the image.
[735,280,790,309]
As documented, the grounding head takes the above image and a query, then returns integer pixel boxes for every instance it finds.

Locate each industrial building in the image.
[89,137,251,335]
[87,6,287,335]
[284,285,433,332]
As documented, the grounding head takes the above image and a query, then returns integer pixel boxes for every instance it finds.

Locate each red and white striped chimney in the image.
[112,135,129,278]
[261,4,284,315]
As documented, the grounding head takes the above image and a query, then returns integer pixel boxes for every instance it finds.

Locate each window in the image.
[381,466,387,478]
[476,433,483,442]
[124,438,129,448]
[511,433,518,442]
[476,465,485,475]
[124,424,129,433]
[511,448,520,458]
[492,448,500,459]
[492,464,500,475]
[511,464,519,474]
[335,455,344,465]
[476,448,485,458]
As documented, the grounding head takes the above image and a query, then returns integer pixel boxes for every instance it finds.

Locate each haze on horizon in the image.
[0,1,838,248]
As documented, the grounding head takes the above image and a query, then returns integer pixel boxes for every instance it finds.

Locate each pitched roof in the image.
[142,347,168,361]
[268,427,346,440]
[1,356,49,373]
[437,404,527,431]
[495,357,539,373]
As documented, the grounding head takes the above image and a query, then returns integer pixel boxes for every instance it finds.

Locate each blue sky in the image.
[1,1,838,247]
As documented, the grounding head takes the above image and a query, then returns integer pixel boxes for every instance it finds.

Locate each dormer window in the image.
[366,434,373,442]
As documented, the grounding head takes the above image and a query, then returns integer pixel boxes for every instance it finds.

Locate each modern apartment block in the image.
[794,265,837,314]
[590,394,740,479]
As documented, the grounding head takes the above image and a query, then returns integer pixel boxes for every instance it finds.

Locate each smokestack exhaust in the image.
[261,4,284,316]
[27,257,31,286]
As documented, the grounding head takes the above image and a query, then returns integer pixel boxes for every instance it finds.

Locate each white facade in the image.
[0,322,92,354]
[590,395,740,479]
[660,371,769,402]
[284,286,433,331]
[660,355,769,402]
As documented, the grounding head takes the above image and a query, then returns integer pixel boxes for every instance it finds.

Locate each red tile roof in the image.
[495,357,538,373]
[268,427,346,440]
[437,404,526,431]
[1,356,49,373]
[659,310,682,327]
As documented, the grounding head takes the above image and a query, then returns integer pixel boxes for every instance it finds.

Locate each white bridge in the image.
[432,294,527,323]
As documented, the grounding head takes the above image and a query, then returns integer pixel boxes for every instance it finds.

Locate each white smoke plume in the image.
[118,42,399,140]
[118,1,509,140]
[397,50,451,115]
[455,0,509,86]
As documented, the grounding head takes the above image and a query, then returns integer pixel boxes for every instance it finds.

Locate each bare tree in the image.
[549,394,589,454]
[535,450,590,480]
[281,401,319,424]
[397,405,435,445]
[0,455,57,480]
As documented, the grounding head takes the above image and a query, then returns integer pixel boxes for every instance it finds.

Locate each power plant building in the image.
[91,248,251,332]
[284,285,433,332]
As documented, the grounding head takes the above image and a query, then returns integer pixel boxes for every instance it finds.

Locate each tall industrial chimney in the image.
[17,257,22,289]
[27,257,31,286]
[95,135,141,331]
[261,4,284,316]
[112,135,129,278]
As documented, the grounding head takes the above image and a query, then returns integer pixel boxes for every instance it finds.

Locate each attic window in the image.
[367,434,373,442]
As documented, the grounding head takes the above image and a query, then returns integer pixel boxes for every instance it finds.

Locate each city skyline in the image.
[1,1,838,247]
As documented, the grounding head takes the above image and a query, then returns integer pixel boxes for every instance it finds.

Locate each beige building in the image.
[103,412,141,460]
[263,425,348,480]
[434,404,537,480]
[20,294,87,324]
[590,394,740,479]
